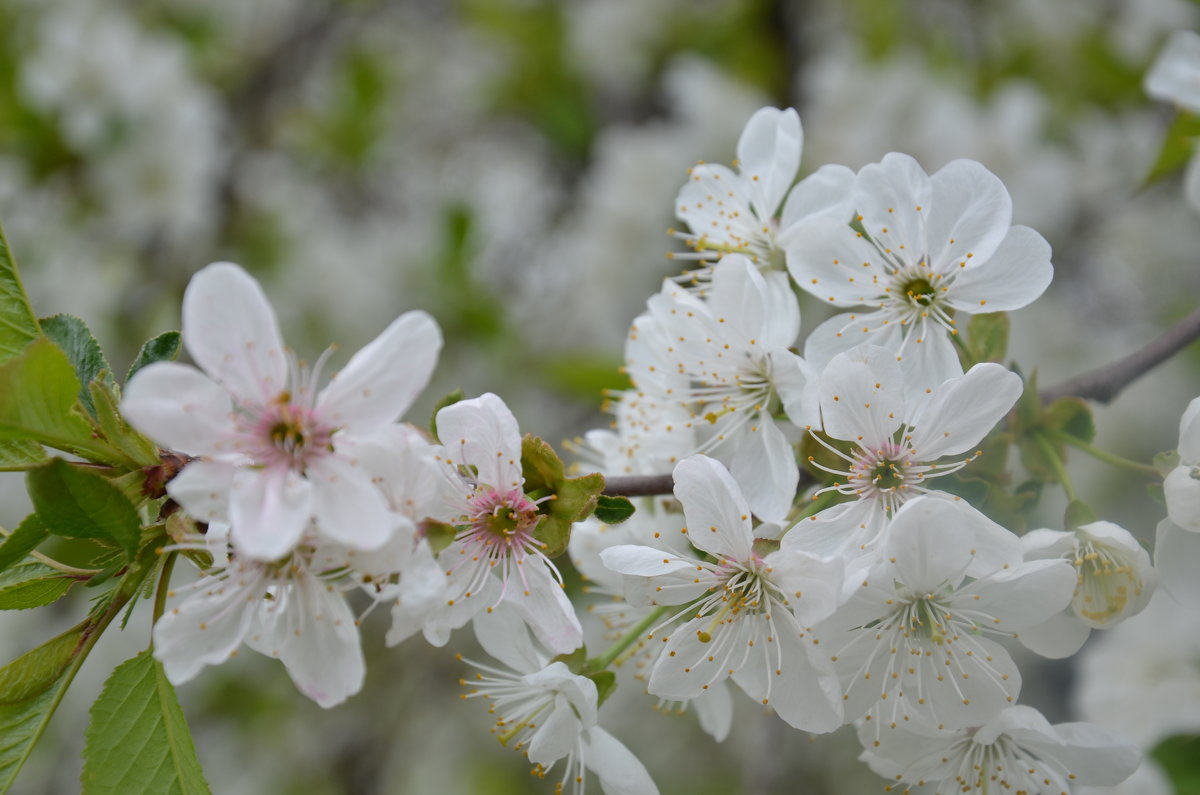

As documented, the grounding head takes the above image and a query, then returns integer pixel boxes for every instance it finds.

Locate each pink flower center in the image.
[243,392,334,471]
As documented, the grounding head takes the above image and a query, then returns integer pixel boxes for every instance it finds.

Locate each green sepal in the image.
[89,381,161,469]
[0,560,74,610]
[27,458,142,559]
[593,494,635,525]
[1144,111,1200,187]
[429,389,465,441]
[0,338,124,465]
[125,330,181,383]
[1064,499,1098,531]
[1148,481,1166,506]
[40,314,113,419]
[751,537,780,558]
[521,434,604,558]
[1043,397,1096,444]
[552,646,587,674]
[1154,450,1181,478]
[965,312,1009,365]
[0,514,49,576]
[81,650,212,795]
[423,520,459,556]
[0,222,41,366]
[589,670,617,708]
[0,440,47,472]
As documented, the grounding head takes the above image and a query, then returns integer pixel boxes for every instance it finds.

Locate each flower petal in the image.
[584,726,660,795]
[906,363,1022,459]
[121,362,234,456]
[436,392,522,490]
[736,106,802,219]
[182,262,288,404]
[727,413,797,525]
[944,225,1053,312]
[673,455,754,561]
[777,163,856,238]
[818,345,904,446]
[307,454,396,550]
[153,571,258,684]
[229,465,313,560]
[167,459,236,524]
[854,152,933,265]
[924,158,1012,271]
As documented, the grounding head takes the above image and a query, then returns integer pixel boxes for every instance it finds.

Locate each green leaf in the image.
[0,514,49,575]
[1043,397,1096,444]
[27,458,141,558]
[41,314,112,418]
[90,381,161,468]
[521,434,566,491]
[520,436,604,558]
[125,331,181,383]
[1151,734,1200,795]
[0,338,120,463]
[0,621,89,792]
[0,439,46,472]
[966,312,1009,365]
[0,223,41,366]
[1144,112,1200,187]
[593,494,635,525]
[0,560,73,610]
[81,650,211,795]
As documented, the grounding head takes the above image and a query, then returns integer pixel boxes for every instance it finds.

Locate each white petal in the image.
[854,152,932,265]
[785,217,892,306]
[527,701,584,766]
[924,159,1012,270]
[818,346,904,445]
[1018,609,1091,658]
[896,323,963,403]
[1155,517,1200,604]
[770,350,819,427]
[316,311,442,432]
[120,362,234,456]
[764,547,844,626]
[583,727,660,795]
[308,454,396,550]
[1165,465,1200,532]
[153,572,257,683]
[503,560,583,655]
[727,413,798,525]
[882,497,979,590]
[777,163,856,238]
[736,106,802,219]
[1043,722,1142,786]
[673,455,754,561]
[691,683,734,743]
[473,601,548,672]
[229,466,313,560]
[182,262,288,404]
[802,309,902,372]
[436,393,522,489]
[1145,30,1200,111]
[1176,395,1200,461]
[167,459,235,524]
[648,617,743,701]
[906,363,1022,459]
[944,225,1053,312]
[1185,151,1200,215]
[960,558,1077,632]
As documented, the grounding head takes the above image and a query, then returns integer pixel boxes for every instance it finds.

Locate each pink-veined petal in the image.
[182,262,287,404]
[315,310,442,432]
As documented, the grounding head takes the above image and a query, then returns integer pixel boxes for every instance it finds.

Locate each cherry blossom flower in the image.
[1019,520,1156,658]
[792,345,1022,574]
[600,455,845,732]
[631,256,819,522]
[122,262,442,561]
[819,497,1075,729]
[670,106,854,281]
[786,152,1053,397]
[153,524,365,708]
[422,392,582,655]
[1145,30,1200,211]
[1154,396,1200,602]
[857,705,1140,795]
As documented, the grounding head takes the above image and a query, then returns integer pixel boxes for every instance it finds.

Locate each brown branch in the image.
[1039,307,1200,405]
[601,468,817,498]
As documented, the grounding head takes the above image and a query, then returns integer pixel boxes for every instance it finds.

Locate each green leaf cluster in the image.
[520,434,605,558]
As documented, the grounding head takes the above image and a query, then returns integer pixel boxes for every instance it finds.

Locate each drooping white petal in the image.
[228,465,313,560]
[924,158,1013,271]
[691,683,734,743]
[181,262,287,404]
[906,363,1022,459]
[672,455,754,561]
[943,225,1053,312]
[436,392,523,490]
[120,362,234,456]
[315,310,442,433]
[307,454,396,550]
[473,601,548,673]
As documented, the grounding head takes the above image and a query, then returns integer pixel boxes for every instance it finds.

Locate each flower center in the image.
[247,393,334,470]
[900,276,937,306]
[468,487,541,542]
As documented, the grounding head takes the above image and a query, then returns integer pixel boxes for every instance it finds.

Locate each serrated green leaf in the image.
[125,331,181,383]
[0,560,73,610]
[81,650,211,795]
[593,494,635,525]
[0,338,121,464]
[0,622,85,705]
[0,439,46,472]
[90,381,160,468]
[1043,397,1096,443]
[28,459,141,558]
[0,514,48,575]
[41,314,112,418]
[966,312,1009,365]
[0,223,41,366]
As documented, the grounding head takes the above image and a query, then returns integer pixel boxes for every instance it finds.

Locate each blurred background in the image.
[2,0,1200,792]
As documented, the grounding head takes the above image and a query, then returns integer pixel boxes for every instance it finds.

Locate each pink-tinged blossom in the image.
[600,455,845,733]
[122,262,442,561]
[786,153,1053,398]
[820,497,1074,730]
[792,345,1021,576]
[670,106,854,282]
[153,524,364,708]
[412,393,582,655]
[857,705,1140,795]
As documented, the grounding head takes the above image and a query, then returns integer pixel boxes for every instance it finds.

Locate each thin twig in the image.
[1039,307,1200,405]
[601,474,674,497]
